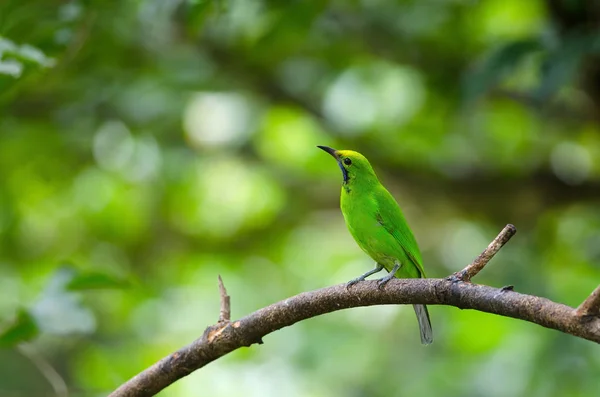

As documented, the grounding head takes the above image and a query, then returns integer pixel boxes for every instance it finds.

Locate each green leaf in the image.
[0,309,39,347]
[65,271,129,291]
[534,33,592,101]
[464,39,542,101]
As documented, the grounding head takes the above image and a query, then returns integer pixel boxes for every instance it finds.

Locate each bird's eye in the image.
[343,158,352,166]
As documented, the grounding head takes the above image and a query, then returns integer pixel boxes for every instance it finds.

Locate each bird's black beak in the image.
[318,145,349,183]
[317,145,339,159]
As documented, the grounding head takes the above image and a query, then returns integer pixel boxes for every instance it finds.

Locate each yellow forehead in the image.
[332,149,376,175]
[336,150,364,159]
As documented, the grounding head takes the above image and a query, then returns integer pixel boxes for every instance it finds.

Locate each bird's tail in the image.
[412,304,433,345]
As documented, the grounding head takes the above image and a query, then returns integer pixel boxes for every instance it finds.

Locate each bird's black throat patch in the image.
[337,161,349,183]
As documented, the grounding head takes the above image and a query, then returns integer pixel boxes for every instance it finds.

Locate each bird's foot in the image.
[446,271,466,284]
[346,277,365,289]
[346,264,385,289]
[376,274,395,290]
[376,263,400,290]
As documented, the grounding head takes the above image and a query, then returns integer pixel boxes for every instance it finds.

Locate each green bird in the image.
[318,146,433,345]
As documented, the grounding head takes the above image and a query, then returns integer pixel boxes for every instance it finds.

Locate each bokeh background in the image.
[2,0,600,396]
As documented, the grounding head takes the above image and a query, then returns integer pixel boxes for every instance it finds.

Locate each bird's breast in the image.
[342,193,393,263]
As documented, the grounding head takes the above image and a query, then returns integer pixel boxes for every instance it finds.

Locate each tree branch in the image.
[217,275,231,323]
[577,285,600,317]
[449,224,517,282]
[108,225,600,397]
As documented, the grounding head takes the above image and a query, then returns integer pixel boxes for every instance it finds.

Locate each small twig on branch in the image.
[108,224,600,397]
[449,224,517,282]
[577,285,600,317]
[218,275,231,323]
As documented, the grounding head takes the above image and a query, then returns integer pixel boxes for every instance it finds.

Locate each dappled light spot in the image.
[0,59,22,77]
[93,121,136,172]
[277,57,327,97]
[323,62,425,133]
[550,142,592,185]
[167,156,285,239]
[0,37,54,78]
[183,92,254,149]
[72,168,117,213]
[440,221,489,272]
[474,0,544,43]
[30,268,96,335]
[125,135,162,182]
[255,106,330,175]
[93,121,162,182]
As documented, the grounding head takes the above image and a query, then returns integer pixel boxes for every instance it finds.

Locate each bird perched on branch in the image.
[318,146,433,345]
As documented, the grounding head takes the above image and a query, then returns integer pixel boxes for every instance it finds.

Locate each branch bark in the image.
[108,225,600,397]
[217,275,231,323]
[449,224,517,282]
[577,285,600,317]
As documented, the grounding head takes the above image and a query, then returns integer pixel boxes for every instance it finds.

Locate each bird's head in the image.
[317,146,378,185]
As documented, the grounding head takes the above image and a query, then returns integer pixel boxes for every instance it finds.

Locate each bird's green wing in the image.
[374,185,426,278]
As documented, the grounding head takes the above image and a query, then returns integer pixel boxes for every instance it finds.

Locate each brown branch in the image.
[108,225,600,397]
[217,275,231,323]
[109,280,600,397]
[449,224,517,282]
[577,285,600,317]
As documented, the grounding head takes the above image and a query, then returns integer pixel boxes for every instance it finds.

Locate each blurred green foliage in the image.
[1,0,600,396]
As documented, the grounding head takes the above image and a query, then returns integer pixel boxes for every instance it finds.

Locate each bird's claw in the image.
[376,275,393,290]
[346,277,364,289]
[446,271,466,284]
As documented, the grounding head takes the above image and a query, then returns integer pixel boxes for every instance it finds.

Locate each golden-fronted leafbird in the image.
[318,146,433,345]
